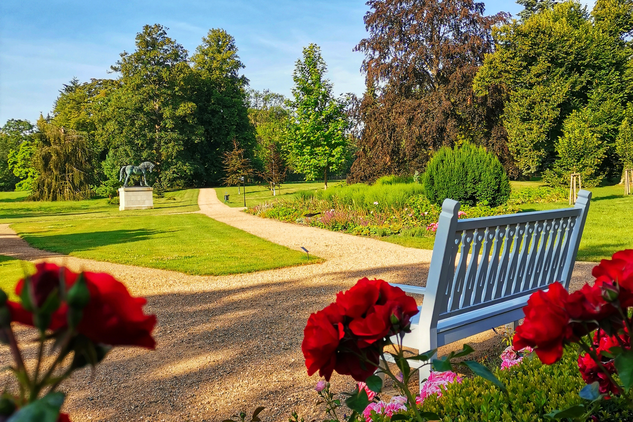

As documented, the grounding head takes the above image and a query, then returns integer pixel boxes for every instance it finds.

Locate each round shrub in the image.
[423,144,510,207]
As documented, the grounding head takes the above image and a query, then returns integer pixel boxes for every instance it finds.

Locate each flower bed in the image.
[247,193,519,239]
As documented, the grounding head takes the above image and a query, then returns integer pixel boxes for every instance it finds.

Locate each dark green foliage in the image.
[30,119,94,201]
[0,119,34,191]
[474,1,633,178]
[423,144,510,207]
[191,28,256,186]
[97,24,202,189]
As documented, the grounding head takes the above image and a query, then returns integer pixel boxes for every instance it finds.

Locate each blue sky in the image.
[0,0,594,126]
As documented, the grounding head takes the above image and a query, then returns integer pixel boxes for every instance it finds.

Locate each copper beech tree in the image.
[348,0,512,183]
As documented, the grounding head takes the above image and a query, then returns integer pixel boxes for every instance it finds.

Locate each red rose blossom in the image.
[592,250,633,307]
[302,303,345,380]
[514,282,574,364]
[302,278,419,382]
[9,264,156,349]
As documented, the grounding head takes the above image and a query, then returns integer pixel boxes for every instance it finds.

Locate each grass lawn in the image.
[0,189,319,276]
[218,180,344,208]
[0,256,33,300]
[381,182,633,262]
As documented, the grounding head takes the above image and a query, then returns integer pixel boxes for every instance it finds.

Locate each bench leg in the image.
[418,352,435,393]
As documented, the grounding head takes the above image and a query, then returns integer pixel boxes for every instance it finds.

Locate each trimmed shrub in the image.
[423,144,510,207]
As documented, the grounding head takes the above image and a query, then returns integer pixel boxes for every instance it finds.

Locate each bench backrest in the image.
[420,190,591,329]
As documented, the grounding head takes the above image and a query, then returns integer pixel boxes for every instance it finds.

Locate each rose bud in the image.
[314,380,327,392]
[601,281,620,303]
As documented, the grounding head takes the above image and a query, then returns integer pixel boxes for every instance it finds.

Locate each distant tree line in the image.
[2,0,633,200]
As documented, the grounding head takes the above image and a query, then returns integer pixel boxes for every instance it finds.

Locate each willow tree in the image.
[31,118,94,201]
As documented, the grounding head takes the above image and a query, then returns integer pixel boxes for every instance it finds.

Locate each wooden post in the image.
[625,169,633,195]
[569,173,581,205]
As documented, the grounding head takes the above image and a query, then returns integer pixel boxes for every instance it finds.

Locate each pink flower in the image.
[315,380,327,392]
[426,222,439,232]
[357,382,376,401]
[362,397,408,422]
[416,371,462,404]
[373,201,379,205]
[500,345,534,370]
[458,211,467,218]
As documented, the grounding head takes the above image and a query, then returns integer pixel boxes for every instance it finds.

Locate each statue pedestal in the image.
[119,187,153,211]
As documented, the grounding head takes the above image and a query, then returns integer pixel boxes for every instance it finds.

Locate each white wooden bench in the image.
[389,190,591,391]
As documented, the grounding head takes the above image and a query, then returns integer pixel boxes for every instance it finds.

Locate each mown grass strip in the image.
[2,189,320,276]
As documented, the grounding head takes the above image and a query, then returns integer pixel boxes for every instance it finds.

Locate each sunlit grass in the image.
[217,180,345,208]
[0,189,320,275]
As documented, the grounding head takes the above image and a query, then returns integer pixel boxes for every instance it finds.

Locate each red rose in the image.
[565,281,616,322]
[76,271,156,348]
[335,278,381,319]
[27,263,68,308]
[592,250,633,307]
[514,282,574,364]
[349,298,418,347]
[302,303,345,381]
[334,340,380,382]
[58,413,71,422]
[9,264,156,349]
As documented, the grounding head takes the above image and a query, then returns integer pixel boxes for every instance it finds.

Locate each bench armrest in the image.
[390,283,426,295]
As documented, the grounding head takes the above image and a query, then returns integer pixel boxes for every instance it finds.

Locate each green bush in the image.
[374,175,414,185]
[312,181,425,212]
[508,186,567,205]
[423,144,510,207]
[416,349,633,422]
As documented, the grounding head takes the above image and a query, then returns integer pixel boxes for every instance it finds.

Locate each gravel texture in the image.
[0,188,597,421]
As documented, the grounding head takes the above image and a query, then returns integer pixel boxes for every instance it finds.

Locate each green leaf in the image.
[7,392,65,422]
[419,412,441,420]
[614,350,633,391]
[345,389,369,414]
[452,344,475,358]
[579,382,600,401]
[461,361,506,392]
[391,415,410,421]
[432,356,453,372]
[364,375,382,393]
[407,348,437,361]
[545,404,585,419]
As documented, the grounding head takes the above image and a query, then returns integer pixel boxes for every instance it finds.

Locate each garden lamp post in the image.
[241,176,246,207]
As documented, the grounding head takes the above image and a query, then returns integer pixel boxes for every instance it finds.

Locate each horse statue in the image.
[119,162,155,187]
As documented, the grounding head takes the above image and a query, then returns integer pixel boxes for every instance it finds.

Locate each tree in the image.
[543,108,607,187]
[517,0,557,20]
[248,89,290,193]
[96,24,203,188]
[30,118,94,201]
[474,1,632,178]
[222,139,254,188]
[287,44,349,189]
[616,105,633,169]
[0,119,34,190]
[191,28,256,186]
[348,0,509,183]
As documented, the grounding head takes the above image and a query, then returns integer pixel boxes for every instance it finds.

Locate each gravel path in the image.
[0,188,597,421]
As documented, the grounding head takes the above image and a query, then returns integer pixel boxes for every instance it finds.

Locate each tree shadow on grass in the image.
[21,229,162,254]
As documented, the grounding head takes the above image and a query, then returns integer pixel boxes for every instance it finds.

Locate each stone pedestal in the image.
[119,187,153,211]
